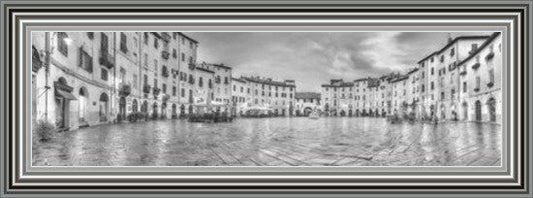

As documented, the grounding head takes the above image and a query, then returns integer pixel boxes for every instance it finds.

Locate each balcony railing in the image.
[487,82,494,88]
[99,52,114,69]
[471,62,480,70]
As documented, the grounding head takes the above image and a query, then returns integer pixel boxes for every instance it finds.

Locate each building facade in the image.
[31,32,200,130]
[294,92,321,116]
[240,76,296,116]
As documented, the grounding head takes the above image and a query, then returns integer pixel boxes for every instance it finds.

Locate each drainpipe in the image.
[113,32,117,123]
[44,32,51,121]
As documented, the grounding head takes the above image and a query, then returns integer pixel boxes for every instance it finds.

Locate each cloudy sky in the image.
[187,32,491,92]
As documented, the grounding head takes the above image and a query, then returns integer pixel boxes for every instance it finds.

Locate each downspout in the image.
[44,32,51,121]
[113,32,117,123]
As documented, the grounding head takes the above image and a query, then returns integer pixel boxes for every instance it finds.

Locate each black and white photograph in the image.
[31,31,503,167]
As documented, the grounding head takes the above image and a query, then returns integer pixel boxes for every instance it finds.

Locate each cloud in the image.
[186,32,489,92]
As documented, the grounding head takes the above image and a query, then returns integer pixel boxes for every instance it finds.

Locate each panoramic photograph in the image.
[30,31,502,166]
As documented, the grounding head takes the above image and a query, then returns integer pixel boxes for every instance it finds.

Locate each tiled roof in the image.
[241,77,296,87]
[295,92,321,99]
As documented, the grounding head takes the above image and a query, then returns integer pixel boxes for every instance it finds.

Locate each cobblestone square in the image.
[32,117,501,166]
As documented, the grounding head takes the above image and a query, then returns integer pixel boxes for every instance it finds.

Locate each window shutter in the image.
[78,47,83,67]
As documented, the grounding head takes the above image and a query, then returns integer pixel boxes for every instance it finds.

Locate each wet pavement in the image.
[32,117,502,166]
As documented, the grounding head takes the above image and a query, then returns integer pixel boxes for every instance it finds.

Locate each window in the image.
[181,88,185,97]
[57,32,69,56]
[133,74,138,88]
[199,77,203,87]
[489,69,495,83]
[475,76,481,89]
[154,38,159,49]
[143,53,148,66]
[430,82,434,90]
[233,85,236,91]
[471,43,478,52]
[188,56,193,64]
[440,55,444,63]
[120,32,128,53]
[431,67,434,75]
[162,84,167,93]
[441,92,445,100]
[78,47,93,73]
[143,32,149,45]
[421,84,425,92]
[450,48,455,57]
[101,68,108,81]
[100,33,109,54]
[463,82,467,92]
[181,53,185,62]
[173,49,177,58]
[172,86,176,96]
[87,32,94,40]
[153,59,158,76]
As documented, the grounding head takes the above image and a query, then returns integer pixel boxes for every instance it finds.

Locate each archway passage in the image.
[54,77,76,129]
[118,96,126,122]
[355,109,360,117]
[487,98,496,122]
[475,100,482,121]
[303,107,313,116]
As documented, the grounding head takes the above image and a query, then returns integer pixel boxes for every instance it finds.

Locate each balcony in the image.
[161,50,170,60]
[119,84,131,97]
[460,70,467,76]
[99,52,114,69]
[487,82,494,88]
[153,87,161,96]
[474,87,480,92]
[188,63,196,70]
[143,84,151,94]
[485,52,495,61]
[471,62,480,70]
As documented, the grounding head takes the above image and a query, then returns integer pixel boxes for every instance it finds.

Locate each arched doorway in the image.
[356,109,360,117]
[180,104,185,117]
[487,98,496,122]
[172,104,177,119]
[188,105,193,116]
[475,100,482,121]
[340,110,346,117]
[440,104,446,120]
[118,96,126,122]
[141,101,148,113]
[348,109,353,117]
[375,109,379,117]
[381,109,386,117]
[462,102,468,121]
[99,93,109,122]
[161,102,167,119]
[132,99,138,113]
[152,102,158,119]
[78,87,88,123]
[368,109,373,117]
[54,77,76,129]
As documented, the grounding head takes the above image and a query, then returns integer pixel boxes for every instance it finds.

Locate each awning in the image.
[55,89,77,100]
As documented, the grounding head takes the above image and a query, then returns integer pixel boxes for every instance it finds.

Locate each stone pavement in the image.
[32,117,502,166]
